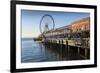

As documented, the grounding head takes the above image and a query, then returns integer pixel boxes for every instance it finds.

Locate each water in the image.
[21,38,86,63]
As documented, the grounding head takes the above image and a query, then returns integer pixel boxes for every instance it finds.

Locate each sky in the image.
[21,10,90,38]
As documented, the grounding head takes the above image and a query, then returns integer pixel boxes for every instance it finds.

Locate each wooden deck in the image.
[42,38,89,49]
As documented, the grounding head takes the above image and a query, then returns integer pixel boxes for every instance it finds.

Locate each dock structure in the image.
[39,17,90,59]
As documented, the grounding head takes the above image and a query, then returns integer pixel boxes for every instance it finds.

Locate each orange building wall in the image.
[71,17,90,33]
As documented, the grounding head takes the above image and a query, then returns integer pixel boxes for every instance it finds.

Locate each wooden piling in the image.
[85,48,87,59]
[78,47,80,56]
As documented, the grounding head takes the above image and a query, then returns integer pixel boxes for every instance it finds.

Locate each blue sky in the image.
[21,10,90,38]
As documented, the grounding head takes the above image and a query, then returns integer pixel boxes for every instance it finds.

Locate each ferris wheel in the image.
[40,14,55,38]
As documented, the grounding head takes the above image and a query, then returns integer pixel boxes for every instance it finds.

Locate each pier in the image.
[39,17,90,59]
